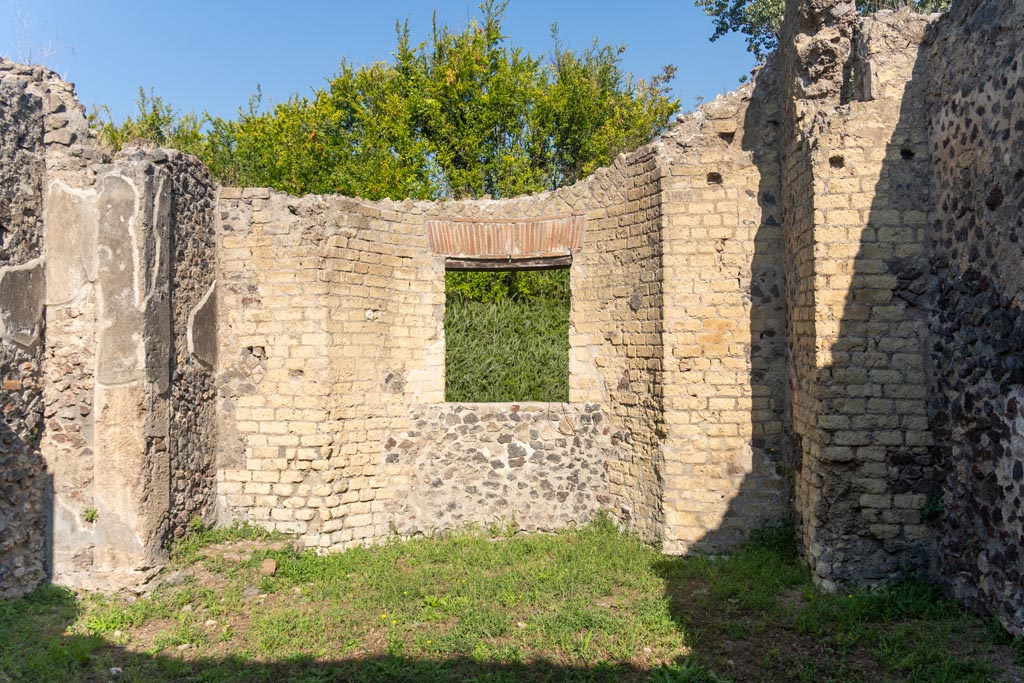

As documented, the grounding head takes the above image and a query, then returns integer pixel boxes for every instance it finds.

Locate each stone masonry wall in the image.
[0,59,105,598]
[4,1,1024,637]
[779,0,866,587]
[213,163,664,548]
[385,403,619,534]
[925,0,1024,635]
[0,58,221,593]
[779,42,825,583]
[0,62,47,598]
[167,154,219,539]
[42,149,177,591]
[569,147,666,540]
[214,189,440,546]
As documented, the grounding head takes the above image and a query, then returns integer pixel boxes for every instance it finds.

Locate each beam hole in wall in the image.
[707,172,723,185]
[900,148,915,160]
[444,266,570,403]
[718,131,735,145]
[829,155,845,169]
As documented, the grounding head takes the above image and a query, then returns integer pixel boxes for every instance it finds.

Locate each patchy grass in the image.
[0,518,1020,683]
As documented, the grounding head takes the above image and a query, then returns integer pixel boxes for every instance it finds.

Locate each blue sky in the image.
[1,1,756,123]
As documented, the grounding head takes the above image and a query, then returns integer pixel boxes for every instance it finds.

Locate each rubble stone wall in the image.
[0,65,45,597]
[0,60,225,593]
[167,155,219,539]
[925,0,1024,635]
[384,403,619,534]
[43,151,178,592]
[0,61,86,598]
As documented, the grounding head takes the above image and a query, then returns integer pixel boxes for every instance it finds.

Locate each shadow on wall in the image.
[682,3,1023,637]
[771,0,1022,634]
[799,2,1024,635]
[921,0,1024,632]
[735,51,791,549]
[802,14,938,587]
[766,8,941,591]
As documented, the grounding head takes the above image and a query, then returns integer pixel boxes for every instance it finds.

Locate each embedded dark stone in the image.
[985,185,1004,209]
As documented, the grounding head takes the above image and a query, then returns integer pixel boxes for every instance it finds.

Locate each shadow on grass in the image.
[0,583,722,683]
[3,525,1021,683]
[653,525,1020,683]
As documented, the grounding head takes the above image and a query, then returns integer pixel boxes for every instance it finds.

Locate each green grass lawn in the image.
[1,517,1020,683]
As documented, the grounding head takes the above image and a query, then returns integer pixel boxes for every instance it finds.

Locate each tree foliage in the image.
[695,0,951,61]
[95,0,678,202]
[93,2,678,305]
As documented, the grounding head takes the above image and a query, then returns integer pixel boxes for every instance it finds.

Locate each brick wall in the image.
[213,152,664,547]
[658,66,791,553]
[211,114,795,551]
[779,5,938,588]
[571,147,667,540]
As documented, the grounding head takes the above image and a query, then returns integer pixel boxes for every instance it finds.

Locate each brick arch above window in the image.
[427,213,585,270]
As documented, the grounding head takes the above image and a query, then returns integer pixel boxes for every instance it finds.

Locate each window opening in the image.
[444,267,569,403]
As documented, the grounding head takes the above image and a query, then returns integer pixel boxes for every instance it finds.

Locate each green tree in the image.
[97,1,679,303]
[97,0,678,204]
[695,0,951,61]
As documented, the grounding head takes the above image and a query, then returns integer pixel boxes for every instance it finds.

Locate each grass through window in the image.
[444,269,569,403]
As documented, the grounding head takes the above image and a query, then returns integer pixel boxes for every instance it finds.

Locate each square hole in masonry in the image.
[444,266,569,403]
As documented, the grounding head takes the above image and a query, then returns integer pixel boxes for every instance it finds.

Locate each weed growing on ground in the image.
[168,520,283,566]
